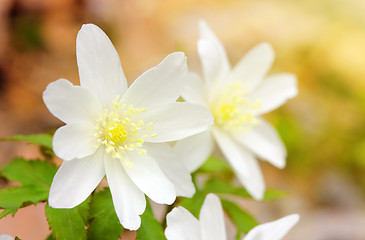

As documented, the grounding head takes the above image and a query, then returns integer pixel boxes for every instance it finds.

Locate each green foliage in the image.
[203,177,286,201]
[0,185,48,215]
[0,158,57,218]
[204,178,251,198]
[179,190,206,218]
[263,189,287,200]
[137,200,166,240]
[45,198,90,240]
[221,199,258,240]
[1,134,53,150]
[0,157,57,187]
[198,155,231,172]
[87,188,123,240]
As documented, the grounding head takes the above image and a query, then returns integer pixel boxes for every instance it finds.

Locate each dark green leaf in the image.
[0,158,58,219]
[137,200,166,240]
[46,197,90,240]
[0,185,49,218]
[221,199,258,239]
[198,155,230,172]
[0,158,57,188]
[1,134,53,149]
[87,188,123,240]
[179,191,206,218]
[203,178,251,198]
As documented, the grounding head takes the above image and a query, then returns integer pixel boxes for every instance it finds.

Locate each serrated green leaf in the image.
[203,178,251,198]
[1,134,53,149]
[45,233,55,240]
[137,200,166,240]
[179,190,206,218]
[221,199,258,239]
[46,197,90,240]
[0,158,58,219]
[0,185,49,218]
[0,209,13,219]
[198,155,231,172]
[87,188,123,240]
[0,158,57,188]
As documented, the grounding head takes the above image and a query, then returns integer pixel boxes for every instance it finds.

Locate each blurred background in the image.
[1,0,365,239]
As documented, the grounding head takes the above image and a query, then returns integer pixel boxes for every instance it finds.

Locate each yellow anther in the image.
[210,82,261,132]
[94,95,156,161]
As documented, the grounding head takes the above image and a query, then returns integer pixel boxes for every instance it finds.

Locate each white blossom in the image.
[43,24,213,230]
[175,21,298,199]
[165,193,299,240]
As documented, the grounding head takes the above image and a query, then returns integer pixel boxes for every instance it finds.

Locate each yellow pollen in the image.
[94,95,157,161]
[210,82,261,132]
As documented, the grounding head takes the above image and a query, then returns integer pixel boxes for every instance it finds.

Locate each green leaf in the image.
[137,199,166,240]
[198,155,231,172]
[0,158,57,219]
[87,188,123,240]
[203,178,251,198]
[179,190,206,218]
[221,199,258,239]
[263,189,287,201]
[204,178,287,201]
[45,234,55,240]
[46,198,90,240]
[0,185,49,218]
[1,134,53,149]
[0,158,57,188]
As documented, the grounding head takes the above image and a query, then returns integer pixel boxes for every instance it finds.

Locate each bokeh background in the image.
[1,0,365,239]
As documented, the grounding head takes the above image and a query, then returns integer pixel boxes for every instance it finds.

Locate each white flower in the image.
[174,21,298,200]
[43,24,213,230]
[165,193,299,240]
[0,235,14,240]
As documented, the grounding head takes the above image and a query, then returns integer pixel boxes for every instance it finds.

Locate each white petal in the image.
[227,43,274,92]
[211,128,249,177]
[0,235,14,240]
[174,130,214,172]
[200,194,227,240]
[123,151,176,204]
[48,148,105,208]
[235,119,287,169]
[43,79,101,124]
[122,52,188,109]
[165,207,202,240]
[140,102,213,143]
[181,72,208,106]
[76,24,127,107]
[244,214,300,240]
[212,128,265,200]
[144,143,195,197]
[249,73,298,115]
[198,20,230,86]
[104,154,146,230]
[53,122,98,161]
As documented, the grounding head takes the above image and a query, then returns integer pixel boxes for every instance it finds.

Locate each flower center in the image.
[94,96,155,164]
[210,82,261,132]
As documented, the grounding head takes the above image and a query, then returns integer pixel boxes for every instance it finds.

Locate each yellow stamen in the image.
[94,96,157,162]
[210,82,261,132]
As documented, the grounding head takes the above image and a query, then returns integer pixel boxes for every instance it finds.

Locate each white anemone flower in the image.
[43,24,213,230]
[174,21,298,200]
[165,193,299,240]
